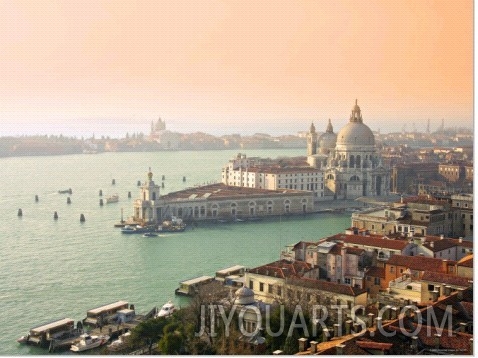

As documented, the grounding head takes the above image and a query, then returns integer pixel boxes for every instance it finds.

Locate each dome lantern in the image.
[350,99,363,123]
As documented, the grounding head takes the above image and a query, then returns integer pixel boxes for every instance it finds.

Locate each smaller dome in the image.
[234,286,255,305]
[318,119,337,154]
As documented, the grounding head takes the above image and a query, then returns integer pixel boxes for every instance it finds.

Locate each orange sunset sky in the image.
[0,0,473,136]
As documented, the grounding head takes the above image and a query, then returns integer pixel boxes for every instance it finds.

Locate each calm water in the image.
[0,149,350,355]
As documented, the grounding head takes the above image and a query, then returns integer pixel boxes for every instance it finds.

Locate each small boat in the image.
[58,188,72,194]
[70,333,110,352]
[16,335,29,344]
[158,216,186,232]
[156,301,176,318]
[143,232,158,237]
[106,194,119,204]
[121,225,136,234]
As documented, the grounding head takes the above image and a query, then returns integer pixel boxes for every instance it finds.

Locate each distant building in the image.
[350,197,452,236]
[223,100,391,201]
[149,116,180,149]
[131,169,314,224]
[221,153,325,199]
[451,193,473,239]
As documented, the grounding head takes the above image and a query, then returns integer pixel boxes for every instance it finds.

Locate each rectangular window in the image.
[277,286,282,296]
[344,278,351,284]
[428,284,434,291]
[390,266,395,273]
[259,282,264,292]
[268,284,273,294]
[374,277,380,285]
[249,280,254,290]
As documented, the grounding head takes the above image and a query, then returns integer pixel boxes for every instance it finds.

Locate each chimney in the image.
[336,344,346,355]
[432,290,439,302]
[470,338,473,355]
[353,322,360,334]
[383,305,392,320]
[459,237,463,243]
[298,337,307,352]
[345,320,353,335]
[375,317,383,331]
[391,306,398,320]
[459,322,467,332]
[434,334,441,349]
[444,285,452,296]
[411,336,419,352]
[430,241,434,248]
[333,323,341,337]
[322,328,330,342]
[367,313,375,328]
[440,234,444,240]
[310,341,318,354]
[457,288,464,301]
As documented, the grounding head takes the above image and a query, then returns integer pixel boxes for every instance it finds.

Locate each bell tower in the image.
[307,122,318,156]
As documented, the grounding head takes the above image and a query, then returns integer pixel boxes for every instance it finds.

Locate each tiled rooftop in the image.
[386,254,454,272]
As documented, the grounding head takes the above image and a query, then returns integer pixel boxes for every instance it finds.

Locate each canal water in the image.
[0,149,350,355]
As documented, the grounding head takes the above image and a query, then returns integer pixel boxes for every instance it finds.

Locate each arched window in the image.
[356,155,361,168]
[349,155,355,168]
[284,199,291,214]
[327,174,335,180]
[231,202,237,216]
[350,175,360,182]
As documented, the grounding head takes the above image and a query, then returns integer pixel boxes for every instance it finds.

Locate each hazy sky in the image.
[0,0,473,137]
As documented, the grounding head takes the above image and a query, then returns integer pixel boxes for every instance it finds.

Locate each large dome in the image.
[336,100,375,147]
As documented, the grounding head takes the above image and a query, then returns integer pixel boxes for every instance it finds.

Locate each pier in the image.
[20,302,158,353]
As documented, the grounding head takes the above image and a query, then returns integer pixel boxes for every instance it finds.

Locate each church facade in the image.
[307,100,390,200]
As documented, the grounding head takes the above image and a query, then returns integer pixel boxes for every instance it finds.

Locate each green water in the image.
[0,149,350,355]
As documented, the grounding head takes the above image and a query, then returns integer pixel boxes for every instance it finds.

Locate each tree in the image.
[128,317,167,354]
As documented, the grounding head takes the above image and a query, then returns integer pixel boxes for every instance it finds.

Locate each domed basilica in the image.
[307,100,389,199]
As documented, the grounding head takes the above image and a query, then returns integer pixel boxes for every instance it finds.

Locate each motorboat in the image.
[70,333,110,352]
[156,301,176,318]
[106,194,119,204]
[121,225,136,234]
[143,232,159,237]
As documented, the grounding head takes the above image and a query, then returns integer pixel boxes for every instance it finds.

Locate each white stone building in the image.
[309,100,390,199]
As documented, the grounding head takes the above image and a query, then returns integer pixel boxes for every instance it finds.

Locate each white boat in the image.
[106,194,119,204]
[70,333,110,352]
[156,301,176,318]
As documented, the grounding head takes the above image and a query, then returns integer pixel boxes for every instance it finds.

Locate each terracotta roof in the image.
[345,247,365,256]
[337,235,410,251]
[389,323,473,353]
[355,340,393,351]
[286,276,367,297]
[423,240,457,252]
[159,183,309,201]
[457,254,473,268]
[386,254,453,272]
[249,260,313,279]
[365,267,385,279]
[421,271,472,287]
